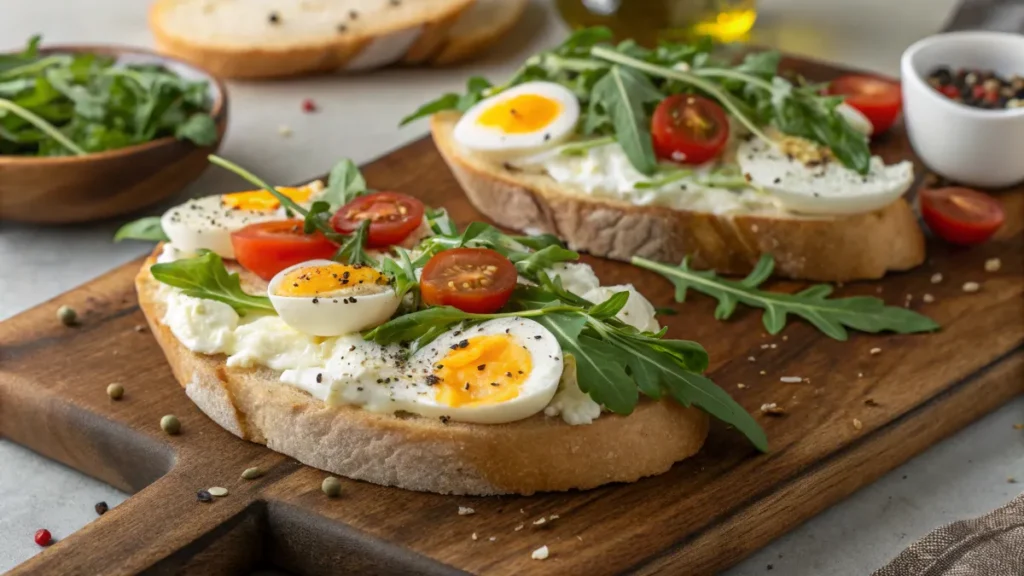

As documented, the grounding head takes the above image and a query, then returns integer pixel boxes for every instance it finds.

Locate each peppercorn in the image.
[34,529,52,546]
[57,305,77,326]
[160,414,181,435]
[322,476,342,497]
[106,383,124,400]
[94,501,109,516]
[197,489,213,503]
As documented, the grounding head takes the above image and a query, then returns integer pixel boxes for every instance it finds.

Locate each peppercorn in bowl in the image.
[901,31,1024,188]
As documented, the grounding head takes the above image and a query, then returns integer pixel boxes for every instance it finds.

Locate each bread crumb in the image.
[782,335,788,341]
[852,418,863,431]
[876,286,884,293]
[458,506,475,516]
[532,545,550,560]
[761,344,770,350]
[1013,423,1023,430]
[922,293,935,303]
[858,372,864,378]
[576,535,583,542]
[760,403,785,415]
[514,524,524,531]
[533,518,546,526]
[931,273,943,284]
[985,258,1001,272]
[760,370,767,375]
[737,383,747,389]
[751,224,759,233]
[278,124,293,137]
[870,347,882,355]
[1009,477,1018,484]
[489,536,497,542]
[962,281,980,293]
[748,356,756,362]
[548,514,560,521]
[780,376,802,383]
[471,532,478,541]
[770,343,777,349]
[864,398,879,407]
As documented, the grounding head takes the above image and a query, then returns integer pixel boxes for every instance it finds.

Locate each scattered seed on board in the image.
[930,273,943,284]
[241,467,264,480]
[94,501,108,516]
[160,414,181,435]
[57,305,77,326]
[197,490,213,503]
[985,258,1002,272]
[458,506,475,516]
[322,476,342,497]
[852,418,863,431]
[870,347,882,355]
[922,293,935,303]
[962,281,980,293]
[208,487,228,497]
[532,545,550,560]
[106,383,124,400]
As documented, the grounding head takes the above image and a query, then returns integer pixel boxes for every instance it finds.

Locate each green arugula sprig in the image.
[1,35,216,157]
[402,27,871,175]
[634,255,940,341]
[114,217,168,242]
[367,274,767,452]
[150,250,273,315]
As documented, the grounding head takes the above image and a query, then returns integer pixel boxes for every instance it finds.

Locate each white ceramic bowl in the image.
[901,31,1024,188]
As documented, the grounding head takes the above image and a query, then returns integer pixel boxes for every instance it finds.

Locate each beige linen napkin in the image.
[874,492,1024,576]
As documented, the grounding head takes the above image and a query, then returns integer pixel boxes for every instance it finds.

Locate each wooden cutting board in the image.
[1,56,1022,576]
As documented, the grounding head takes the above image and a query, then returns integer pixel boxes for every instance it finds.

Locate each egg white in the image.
[267,259,400,337]
[737,138,913,215]
[160,181,323,259]
[454,81,580,159]
[405,317,564,424]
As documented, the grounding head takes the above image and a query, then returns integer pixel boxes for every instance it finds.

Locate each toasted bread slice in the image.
[149,0,474,79]
[137,248,709,495]
[430,112,926,282]
[412,0,529,65]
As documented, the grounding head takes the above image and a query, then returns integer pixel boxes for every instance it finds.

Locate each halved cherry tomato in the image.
[330,192,425,248]
[651,94,730,165]
[230,220,337,280]
[920,187,1004,246]
[420,248,517,314]
[827,75,902,135]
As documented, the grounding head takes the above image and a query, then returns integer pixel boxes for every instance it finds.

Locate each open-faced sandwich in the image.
[117,156,767,496]
[406,28,926,282]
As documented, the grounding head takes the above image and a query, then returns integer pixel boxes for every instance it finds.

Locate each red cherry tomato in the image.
[920,187,1004,245]
[827,75,902,135]
[330,192,425,248]
[651,94,730,165]
[420,248,517,314]
[230,220,337,280]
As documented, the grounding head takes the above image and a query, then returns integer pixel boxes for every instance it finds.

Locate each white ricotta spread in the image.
[544,356,601,426]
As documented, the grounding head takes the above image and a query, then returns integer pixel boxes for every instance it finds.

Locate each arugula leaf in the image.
[174,113,217,146]
[323,158,368,209]
[400,93,459,126]
[364,305,474,345]
[333,220,375,266]
[150,251,273,315]
[513,245,579,279]
[634,255,940,341]
[114,217,168,242]
[589,65,663,175]
[664,368,768,452]
[588,291,629,320]
[380,247,419,304]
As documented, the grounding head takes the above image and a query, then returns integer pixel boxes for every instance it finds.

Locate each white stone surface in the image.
[2,0,1021,573]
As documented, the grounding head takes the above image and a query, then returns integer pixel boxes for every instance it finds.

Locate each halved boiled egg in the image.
[454,81,580,159]
[160,181,323,258]
[267,259,400,336]
[407,317,563,424]
[737,137,913,215]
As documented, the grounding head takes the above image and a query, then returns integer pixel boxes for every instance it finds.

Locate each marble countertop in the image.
[2,0,1021,574]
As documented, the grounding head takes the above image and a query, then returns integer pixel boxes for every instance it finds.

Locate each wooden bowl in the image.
[0,45,228,224]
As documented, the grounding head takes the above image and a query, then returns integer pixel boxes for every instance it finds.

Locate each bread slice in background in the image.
[150,0,474,79]
[430,111,926,282]
[412,0,529,65]
[137,248,710,495]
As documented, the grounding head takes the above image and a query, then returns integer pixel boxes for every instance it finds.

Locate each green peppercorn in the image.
[57,305,77,326]
[241,467,264,480]
[160,414,181,435]
[106,383,124,400]
[321,476,342,497]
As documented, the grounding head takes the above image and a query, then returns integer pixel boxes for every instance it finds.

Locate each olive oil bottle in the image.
[555,0,757,46]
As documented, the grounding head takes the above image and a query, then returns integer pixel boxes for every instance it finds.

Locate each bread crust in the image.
[137,250,710,495]
[430,112,926,282]
[149,0,473,79]
[424,0,529,65]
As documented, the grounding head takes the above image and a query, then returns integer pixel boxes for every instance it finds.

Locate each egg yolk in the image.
[275,264,389,297]
[222,185,315,211]
[434,334,533,407]
[477,94,561,134]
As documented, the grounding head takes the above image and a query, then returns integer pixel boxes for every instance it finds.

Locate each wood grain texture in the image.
[0,45,228,224]
[0,57,1022,575]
